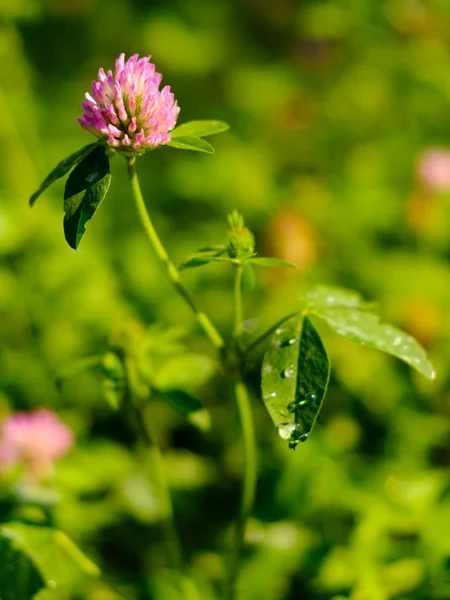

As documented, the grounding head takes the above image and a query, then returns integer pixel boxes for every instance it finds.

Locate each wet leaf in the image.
[171,120,229,138]
[29,142,99,206]
[63,145,111,250]
[261,315,330,449]
[167,136,214,153]
[308,306,436,380]
[303,285,367,309]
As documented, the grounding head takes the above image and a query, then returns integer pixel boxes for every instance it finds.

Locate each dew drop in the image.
[47,581,57,589]
[264,392,277,399]
[283,336,298,347]
[85,172,98,183]
[304,392,318,404]
[263,364,272,374]
[393,335,402,346]
[275,328,285,335]
[281,367,295,379]
[278,422,297,440]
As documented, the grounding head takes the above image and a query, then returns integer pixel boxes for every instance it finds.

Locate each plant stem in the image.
[233,265,244,341]
[123,356,183,572]
[228,379,257,600]
[126,156,224,351]
[227,267,257,600]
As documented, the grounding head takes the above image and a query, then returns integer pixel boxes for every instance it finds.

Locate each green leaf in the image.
[261,315,330,449]
[249,257,297,268]
[0,534,45,600]
[29,142,99,206]
[167,136,215,154]
[179,255,238,270]
[308,306,436,380]
[303,285,367,309]
[163,390,204,415]
[242,263,256,292]
[1,523,100,590]
[171,120,229,138]
[63,144,111,249]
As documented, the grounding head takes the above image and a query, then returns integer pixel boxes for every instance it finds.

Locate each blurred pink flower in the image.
[0,409,73,482]
[78,53,180,154]
[417,148,450,193]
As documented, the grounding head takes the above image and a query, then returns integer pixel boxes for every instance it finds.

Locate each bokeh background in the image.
[0,0,449,599]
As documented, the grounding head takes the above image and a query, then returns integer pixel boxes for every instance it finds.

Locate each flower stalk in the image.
[126,156,224,350]
[126,156,257,597]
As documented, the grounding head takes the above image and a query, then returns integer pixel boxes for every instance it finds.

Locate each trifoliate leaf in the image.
[167,136,215,154]
[63,144,111,250]
[171,120,229,138]
[261,315,330,449]
[29,142,99,206]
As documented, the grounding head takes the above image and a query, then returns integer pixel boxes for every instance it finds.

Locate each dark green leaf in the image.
[171,120,229,138]
[309,306,436,380]
[0,534,45,600]
[179,255,238,270]
[29,142,99,206]
[63,144,111,249]
[167,137,215,154]
[261,315,330,449]
[195,245,227,255]
[249,257,297,268]
[163,390,203,415]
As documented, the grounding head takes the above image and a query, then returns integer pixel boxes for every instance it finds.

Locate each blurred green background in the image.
[0,0,449,599]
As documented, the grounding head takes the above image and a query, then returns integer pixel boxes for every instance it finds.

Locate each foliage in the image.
[1,1,449,599]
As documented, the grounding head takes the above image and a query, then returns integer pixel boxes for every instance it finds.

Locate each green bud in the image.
[226,210,255,258]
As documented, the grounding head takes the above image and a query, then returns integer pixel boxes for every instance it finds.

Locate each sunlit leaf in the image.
[171,120,229,138]
[29,142,99,206]
[309,306,436,380]
[303,285,367,309]
[63,144,111,249]
[167,136,215,153]
[249,257,297,268]
[261,315,330,449]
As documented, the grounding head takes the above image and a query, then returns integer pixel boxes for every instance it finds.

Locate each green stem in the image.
[227,267,257,600]
[233,265,244,340]
[228,380,257,600]
[123,356,183,572]
[126,156,224,351]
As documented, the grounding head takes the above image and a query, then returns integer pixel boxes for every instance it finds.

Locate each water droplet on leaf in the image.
[278,422,298,440]
[281,367,295,379]
[281,337,298,347]
[86,172,98,183]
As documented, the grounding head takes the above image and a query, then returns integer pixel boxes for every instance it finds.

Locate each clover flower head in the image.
[0,409,74,482]
[417,148,450,193]
[78,53,180,154]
